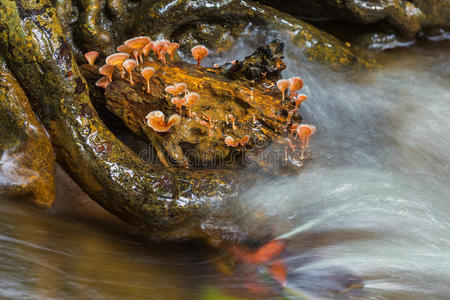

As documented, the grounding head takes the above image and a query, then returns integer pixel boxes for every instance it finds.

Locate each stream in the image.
[1,27,449,299]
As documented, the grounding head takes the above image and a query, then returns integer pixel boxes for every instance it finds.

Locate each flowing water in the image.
[1,26,449,299]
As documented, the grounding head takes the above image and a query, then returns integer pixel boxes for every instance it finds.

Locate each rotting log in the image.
[80,40,302,171]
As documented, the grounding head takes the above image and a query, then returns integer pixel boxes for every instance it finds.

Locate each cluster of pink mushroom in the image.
[276,76,317,160]
[84,37,211,134]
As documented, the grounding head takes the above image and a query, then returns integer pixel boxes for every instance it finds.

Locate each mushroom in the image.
[288,77,304,100]
[199,120,214,136]
[279,137,296,161]
[276,79,290,101]
[141,66,156,94]
[296,124,316,149]
[171,97,185,115]
[105,53,130,79]
[184,92,200,117]
[174,82,187,95]
[154,40,169,63]
[99,64,114,82]
[116,45,135,56]
[166,42,180,62]
[191,45,209,66]
[122,59,137,85]
[141,42,154,60]
[165,85,177,96]
[84,51,99,65]
[95,76,110,89]
[224,135,250,147]
[227,114,237,131]
[124,36,151,63]
[294,94,308,110]
[146,111,181,133]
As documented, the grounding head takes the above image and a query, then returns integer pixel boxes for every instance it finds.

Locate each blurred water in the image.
[1,26,449,299]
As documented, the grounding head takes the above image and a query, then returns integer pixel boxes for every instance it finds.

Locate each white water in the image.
[221,29,450,299]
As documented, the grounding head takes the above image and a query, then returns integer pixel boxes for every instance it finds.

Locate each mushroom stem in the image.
[146,80,151,94]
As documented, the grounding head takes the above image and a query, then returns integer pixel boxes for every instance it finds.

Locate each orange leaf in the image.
[252,239,287,264]
[268,259,287,287]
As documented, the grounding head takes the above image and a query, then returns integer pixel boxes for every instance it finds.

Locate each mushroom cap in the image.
[154,40,168,52]
[124,36,151,50]
[99,64,115,81]
[191,45,209,61]
[276,79,290,91]
[297,124,315,140]
[165,85,177,95]
[174,82,186,94]
[145,111,180,132]
[224,136,238,147]
[289,77,304,92]
[296,94,308,101]
[142,42,154,56]
[84,51,99,65]
[105,53,130,68]
[167,114,181,127]
[95,76,110,88]
[240,135,250,145]
[166,42,180,55]
[171,97,186,107]
[227,114,235,120]
[141,66,156,80]
[116,45,135,55]
[185,92,200,106]
[122,59,137,71]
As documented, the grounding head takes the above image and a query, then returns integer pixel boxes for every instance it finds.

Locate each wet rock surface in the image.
[0,55,56,208]
[258,0,450,39]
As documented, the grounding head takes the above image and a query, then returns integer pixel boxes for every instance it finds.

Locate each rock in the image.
[257,0,449,39]
[52,0,374,69]
[0,54,56,208]
[0,0,274,245]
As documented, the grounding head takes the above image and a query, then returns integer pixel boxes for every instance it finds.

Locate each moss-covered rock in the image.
[0,54,56,208]
[0,0,274,245]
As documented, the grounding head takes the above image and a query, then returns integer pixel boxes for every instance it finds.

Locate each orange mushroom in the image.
[141,66,156,94]
[116,45,135,56]
[296,124,316,149]
[174,82,187,95]
[226,114,237,131]
[199,120,214,136]
[154,40,169,63]
[122,59,137,85]
[141,42,154,59]
[294,94,308,110]
[289,77,304,100]
[166,42,180,62]
[124,36,151,63]
[191,45,209,66]
[165,85,177,96]
[99,64,114,82]
[184,92,200,117]
[95,76,110,88]
[224,135,250,147]
[84,51,99,65]
[105,52,130,79]
[171,97,185,115]
[145,111,181,133]
[276,79,290,101]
